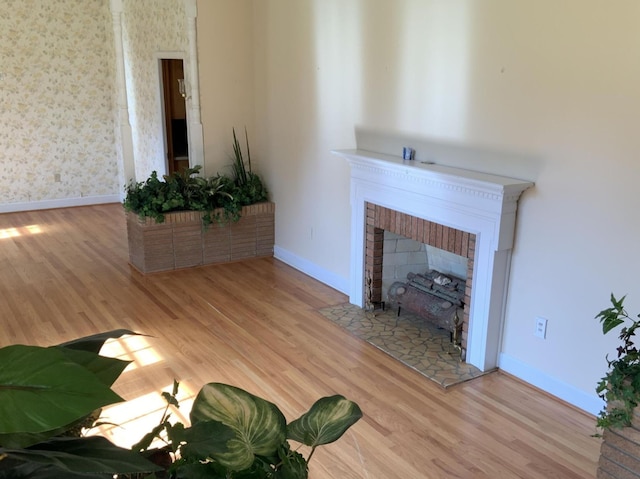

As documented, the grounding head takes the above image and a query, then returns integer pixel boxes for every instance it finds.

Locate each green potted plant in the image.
[216,127,269,221]
[0,331,362,479]
[595,294,640,477]
[595,293,640,430]
[130,380,362,478]
[0,330,163,478]
[124,165,232,225]
[124,129,274,273]
[124,128,268,225]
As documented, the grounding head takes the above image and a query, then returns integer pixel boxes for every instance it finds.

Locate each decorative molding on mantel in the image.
[333,149,533,204]
[333,148,534,372]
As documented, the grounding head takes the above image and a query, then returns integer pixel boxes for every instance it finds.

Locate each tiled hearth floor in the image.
[318,303,494,388]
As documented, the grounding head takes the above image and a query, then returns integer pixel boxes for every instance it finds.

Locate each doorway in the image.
[161,59,189,175]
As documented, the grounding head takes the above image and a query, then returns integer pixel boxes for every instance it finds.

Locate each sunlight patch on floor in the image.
[92,383,196,449]
[86,335,195,449]
[102,335,163,370]
[0,227,20,238]
[0,224,44,239]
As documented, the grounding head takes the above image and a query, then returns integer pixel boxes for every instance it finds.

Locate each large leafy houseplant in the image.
[0,330,162,478]
[0,332,362,479]
[131,382,362,478]
[595,293,640,431]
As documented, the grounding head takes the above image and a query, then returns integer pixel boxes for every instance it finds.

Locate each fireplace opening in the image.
[365,202,476,358]
[382,230,469,355]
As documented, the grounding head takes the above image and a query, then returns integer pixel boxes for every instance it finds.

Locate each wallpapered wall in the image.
[0,0,119,204]
[122,0,188,181]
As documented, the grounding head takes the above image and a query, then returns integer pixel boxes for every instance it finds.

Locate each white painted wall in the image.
[248,0,640,413]
[3,0,637,413]
[196,0,256,177]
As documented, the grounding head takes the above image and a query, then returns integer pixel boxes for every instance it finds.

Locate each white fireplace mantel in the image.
[333,148,534,371]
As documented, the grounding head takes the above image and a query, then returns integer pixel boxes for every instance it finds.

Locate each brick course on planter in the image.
[597,409,640,479]
[126,202,275,273]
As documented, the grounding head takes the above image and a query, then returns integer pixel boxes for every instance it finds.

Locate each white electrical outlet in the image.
[535,317,548,339]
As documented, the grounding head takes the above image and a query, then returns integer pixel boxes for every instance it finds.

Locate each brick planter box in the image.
[597,408,640,479]
[126,202,275,273]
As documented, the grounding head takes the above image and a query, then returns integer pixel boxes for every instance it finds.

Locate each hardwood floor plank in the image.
[0,204,600,478]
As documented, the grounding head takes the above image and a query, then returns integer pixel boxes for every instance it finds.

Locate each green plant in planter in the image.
[0,330,162,478]
[124,128,268,225]
[596,293,640,431]
[124,165,232,224]
[131,381,362,479]
[214,128,269,222]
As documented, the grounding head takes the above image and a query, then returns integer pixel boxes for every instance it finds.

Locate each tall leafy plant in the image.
[596,293,640,431]
[0,330,161,478]
[231,128,251,187]
[226,128,268,211]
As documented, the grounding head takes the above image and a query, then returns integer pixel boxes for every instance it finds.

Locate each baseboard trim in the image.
[499,352,603,416]
[0,195,121,214]
[263,248,603,416]
[274,246,349,295]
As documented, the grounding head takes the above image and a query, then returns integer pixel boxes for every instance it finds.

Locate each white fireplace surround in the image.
[333,149,533,372]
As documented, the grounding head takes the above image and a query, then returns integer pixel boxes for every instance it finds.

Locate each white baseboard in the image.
[274,246,349,296]
[499,352,603,416]
[249,246,604,417]
[0,195,121,214]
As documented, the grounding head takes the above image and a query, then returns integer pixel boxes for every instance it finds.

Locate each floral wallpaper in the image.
[0,0,119,204]
[122,0,188,181]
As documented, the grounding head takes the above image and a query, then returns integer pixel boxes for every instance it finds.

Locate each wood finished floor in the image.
[0,204,600,478]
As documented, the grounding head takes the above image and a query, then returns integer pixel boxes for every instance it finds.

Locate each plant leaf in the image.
[0,462,115,479]
[287,395,362,447]
[179,419,235,460]
[600,314,625,335]
[0,345,124,446]
[272,444,308,479]
[171,461,228,479]
[0,436,161,475]
[190,383,287,471]
[131,422,168,453]
[56,329,140,353]
[54,347,130,387]
[597,294,629,334]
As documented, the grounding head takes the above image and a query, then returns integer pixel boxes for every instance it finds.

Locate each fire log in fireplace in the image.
[387,269,465,334]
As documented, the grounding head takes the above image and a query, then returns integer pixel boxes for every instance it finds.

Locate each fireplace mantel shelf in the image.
[333,149,533,201]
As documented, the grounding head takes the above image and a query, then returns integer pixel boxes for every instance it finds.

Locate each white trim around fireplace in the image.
[333,149,533,372]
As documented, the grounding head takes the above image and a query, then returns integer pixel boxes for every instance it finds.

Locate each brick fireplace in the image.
[334,148,533,371]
